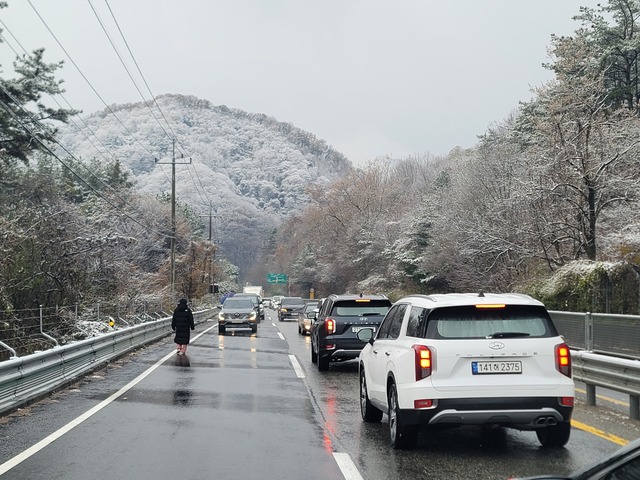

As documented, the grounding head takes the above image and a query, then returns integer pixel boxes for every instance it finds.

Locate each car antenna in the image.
[478,291,485,297]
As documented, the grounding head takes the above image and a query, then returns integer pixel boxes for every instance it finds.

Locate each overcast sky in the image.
[1,0,601,165]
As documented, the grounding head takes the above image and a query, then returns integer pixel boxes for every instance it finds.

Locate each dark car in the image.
[310,293,392,371]
[217,297,258,335]
[508,436,640,479]
[278,297,306,322]
[297,301,320,335]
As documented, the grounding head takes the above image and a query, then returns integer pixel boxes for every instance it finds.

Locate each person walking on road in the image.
[171,298,195,355]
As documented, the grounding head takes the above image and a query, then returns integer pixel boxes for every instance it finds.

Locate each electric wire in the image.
[0,92,174,240]
[5,2,213,240]
[102,0,191,156]
[98,0,213,208]
[26,0,159,161]
[0,26,171,206]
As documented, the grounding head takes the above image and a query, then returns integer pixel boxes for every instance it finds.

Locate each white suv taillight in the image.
[413,345,432,380]
[555,343,572,377]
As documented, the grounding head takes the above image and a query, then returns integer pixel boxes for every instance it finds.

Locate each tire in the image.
[218,325,225,335]
[251,324,257,334]
[388,383,417,449]
[360,367,383,422]
[536,421,571,447]
[311,340,318,364]
[317,349,330,372]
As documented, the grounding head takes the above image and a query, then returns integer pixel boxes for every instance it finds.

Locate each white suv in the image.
[357,293,574,449]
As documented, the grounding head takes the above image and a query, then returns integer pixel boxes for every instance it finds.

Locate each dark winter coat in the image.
[172,300,195,345]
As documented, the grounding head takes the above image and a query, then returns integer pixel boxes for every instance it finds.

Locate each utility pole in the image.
[155,139,191,304]
[199,205,222,299]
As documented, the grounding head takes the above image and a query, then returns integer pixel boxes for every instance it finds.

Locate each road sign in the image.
[266,273,288,284]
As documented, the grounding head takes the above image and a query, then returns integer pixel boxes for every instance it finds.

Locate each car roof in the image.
[328,294,389,301]
[397,292,544,308]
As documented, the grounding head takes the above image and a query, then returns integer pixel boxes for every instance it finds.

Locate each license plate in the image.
[230,319,244,324]
[472,361,522,374]
[352,326,376,333]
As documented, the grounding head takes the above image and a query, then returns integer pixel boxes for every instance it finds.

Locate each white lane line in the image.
[333,452,365,480]
[277,331,285,340]
[0,324,218,475]
[289,354,305,378]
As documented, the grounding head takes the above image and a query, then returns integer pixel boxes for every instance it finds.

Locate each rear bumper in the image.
[399,397,573,429]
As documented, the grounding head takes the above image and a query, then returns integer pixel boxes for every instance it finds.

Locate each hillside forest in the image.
[2,0,640,358]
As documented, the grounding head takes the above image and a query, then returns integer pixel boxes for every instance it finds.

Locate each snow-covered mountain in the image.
[56,94,352,275]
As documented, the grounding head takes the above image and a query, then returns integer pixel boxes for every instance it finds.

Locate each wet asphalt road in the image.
[0,308,639,480]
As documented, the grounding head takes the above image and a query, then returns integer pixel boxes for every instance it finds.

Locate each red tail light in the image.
[555,343,572,377]
[326,318,336,334]
[413,345,432,380]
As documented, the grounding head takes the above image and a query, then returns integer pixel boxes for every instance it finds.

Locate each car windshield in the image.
[304,303,319,312]
[332,300,391,316]
[425,305,555,339]
[223,298,254,309]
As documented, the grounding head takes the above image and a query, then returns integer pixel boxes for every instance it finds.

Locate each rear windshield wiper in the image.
[360,312,383,316]
[486,332,531,338]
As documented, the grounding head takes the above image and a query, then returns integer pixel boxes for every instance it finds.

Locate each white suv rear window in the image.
[424,305,556,339]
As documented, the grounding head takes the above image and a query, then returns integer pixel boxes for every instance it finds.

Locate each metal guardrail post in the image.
[585,312,593,351]
[631,396,639,421]
[583,311,597,406]
[39,305,58,347]
[0,341,17,359]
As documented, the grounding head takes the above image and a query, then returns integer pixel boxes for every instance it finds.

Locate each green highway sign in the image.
[266,273,288,284]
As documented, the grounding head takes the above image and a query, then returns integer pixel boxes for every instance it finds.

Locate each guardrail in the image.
[571,350,640,420]
[0,309,213,416]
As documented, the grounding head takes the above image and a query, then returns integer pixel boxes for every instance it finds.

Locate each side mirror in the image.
[356,328,374,343]
[308,311,316,319]
[216,304,223,309]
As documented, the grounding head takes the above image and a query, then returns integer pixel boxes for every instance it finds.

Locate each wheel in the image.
[298,324,303,335]
[388,383,417,449]
[536,421,571,447]
[317,347,330,372]
[251,324,257,334]
[311,340,318,364]
[218,326,225,335]
[360,367,383,422]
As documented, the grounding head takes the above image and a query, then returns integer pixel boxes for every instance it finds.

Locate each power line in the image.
[0,91,173,240]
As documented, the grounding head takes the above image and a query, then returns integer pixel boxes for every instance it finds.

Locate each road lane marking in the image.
[277,332,285,340]
[575,387,629,407]
[289,354,305,378]
[0,324,219,475]
[333,452,365,480]
[571,419,629,446]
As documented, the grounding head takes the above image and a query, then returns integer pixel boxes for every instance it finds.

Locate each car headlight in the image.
[218,312,225,321]
[249,311,257,320]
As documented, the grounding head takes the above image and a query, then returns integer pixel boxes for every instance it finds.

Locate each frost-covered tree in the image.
[517,22,640,262]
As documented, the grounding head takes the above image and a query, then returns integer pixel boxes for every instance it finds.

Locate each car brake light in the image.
[413,345,432,380]
[326,318,336,334]
[555,343,572,377]
[414,399,434,409]
[560,396,574,407]
[475,304,506,309]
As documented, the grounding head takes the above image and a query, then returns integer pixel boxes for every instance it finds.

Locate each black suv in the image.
[310,293,392,371]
